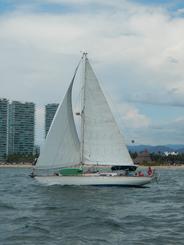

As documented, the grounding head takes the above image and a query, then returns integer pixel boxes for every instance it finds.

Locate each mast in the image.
[80,52,87,164]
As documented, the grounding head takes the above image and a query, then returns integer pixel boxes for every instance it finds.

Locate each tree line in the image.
[3,152,184,165]
[130,152,184,165]
[5,153,38,164]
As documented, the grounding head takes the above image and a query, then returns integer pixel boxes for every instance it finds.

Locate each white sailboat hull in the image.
[35,56,157,188]
[35,175,153,187]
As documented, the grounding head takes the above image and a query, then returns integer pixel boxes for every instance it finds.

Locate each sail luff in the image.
[80,53,87,164]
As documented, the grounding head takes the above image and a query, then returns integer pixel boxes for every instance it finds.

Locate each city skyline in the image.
[0,0,184,145]
[0,98,60,156]
[1,96,184,155]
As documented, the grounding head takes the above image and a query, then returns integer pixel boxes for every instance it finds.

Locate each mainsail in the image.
[82,57,134,166]
[36,69,80,169]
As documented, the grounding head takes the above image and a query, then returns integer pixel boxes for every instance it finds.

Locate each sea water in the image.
[0,167,183,245]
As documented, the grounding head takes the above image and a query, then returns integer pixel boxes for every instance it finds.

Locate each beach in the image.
[0,163,32,168]
[140,165,184,170]
[0,163,184,170]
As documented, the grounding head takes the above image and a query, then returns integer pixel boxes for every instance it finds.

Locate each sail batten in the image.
[82,58,134,166]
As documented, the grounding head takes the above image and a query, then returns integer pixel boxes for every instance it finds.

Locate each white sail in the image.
[82,58,134,166]
[36,78,80,169]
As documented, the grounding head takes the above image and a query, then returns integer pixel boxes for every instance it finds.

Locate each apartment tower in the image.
[8,101,35,155]
[45,103,59,137]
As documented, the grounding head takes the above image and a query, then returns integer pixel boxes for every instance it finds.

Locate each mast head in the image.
[81,51,88,59]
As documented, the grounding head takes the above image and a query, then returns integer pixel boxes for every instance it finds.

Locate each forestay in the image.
[82,58,134,166]
[36,76,80,169]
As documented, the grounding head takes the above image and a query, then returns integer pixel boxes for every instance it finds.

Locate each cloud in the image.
[124,116,184,145]
[128,81,184,107]
[0,0,184,144]
[148,117,184,144]
[116,103,150,129]
[177,8,184,15]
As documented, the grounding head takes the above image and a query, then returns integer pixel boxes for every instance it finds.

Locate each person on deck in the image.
[138,171,144,177]
[147,166,153,176]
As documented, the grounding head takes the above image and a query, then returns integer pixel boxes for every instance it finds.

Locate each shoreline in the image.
[139,165,184,170]
[0,164,32,168]
[0,164,184,169]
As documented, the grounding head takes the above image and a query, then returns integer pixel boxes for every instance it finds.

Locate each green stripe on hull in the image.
[59,168,83,176]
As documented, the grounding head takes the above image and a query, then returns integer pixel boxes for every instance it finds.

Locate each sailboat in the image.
[34,53,155,186]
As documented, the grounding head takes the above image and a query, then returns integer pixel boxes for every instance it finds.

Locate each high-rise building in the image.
[45,103,59,137]
[0,98,8,161]
[8,101,35,155]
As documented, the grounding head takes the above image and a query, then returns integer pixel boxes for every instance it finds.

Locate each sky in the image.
[0,0,184,146]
